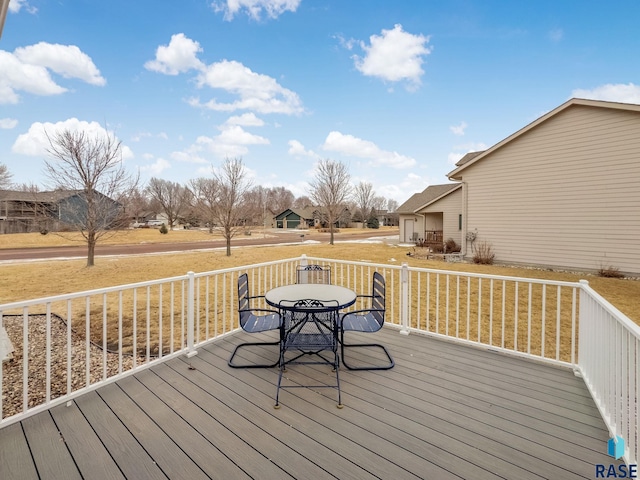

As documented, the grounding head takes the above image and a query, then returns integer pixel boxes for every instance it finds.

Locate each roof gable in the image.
[447,98,640,180]
[397,183,461,214]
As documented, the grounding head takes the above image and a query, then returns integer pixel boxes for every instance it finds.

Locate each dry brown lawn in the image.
[0,229,638,327]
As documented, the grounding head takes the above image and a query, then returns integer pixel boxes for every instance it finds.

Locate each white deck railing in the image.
[0,254,638,463]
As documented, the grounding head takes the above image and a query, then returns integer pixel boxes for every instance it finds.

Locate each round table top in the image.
[265,284,356,310]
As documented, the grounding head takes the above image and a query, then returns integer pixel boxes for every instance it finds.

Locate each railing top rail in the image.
[0,273,192,311]
[191,256,299,279]
[302,255,403,271]
[580,279,640,339]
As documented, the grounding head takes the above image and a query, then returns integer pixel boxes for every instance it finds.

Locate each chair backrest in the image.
[238,272,250,312]
[297,264,331,284]
[370,271,386,327]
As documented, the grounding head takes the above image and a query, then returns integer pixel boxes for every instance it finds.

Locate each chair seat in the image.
[243,313,281,333]
[341,312,380,332]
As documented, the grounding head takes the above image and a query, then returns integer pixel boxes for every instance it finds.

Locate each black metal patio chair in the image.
[275,298,342,408]
[340,271,394,370]
[228,273,282,368]
[296,264,331,284]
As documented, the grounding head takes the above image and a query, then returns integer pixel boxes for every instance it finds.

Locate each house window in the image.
[458,214,462,230]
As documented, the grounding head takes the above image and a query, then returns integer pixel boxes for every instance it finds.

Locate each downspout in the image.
[462,181,468,257]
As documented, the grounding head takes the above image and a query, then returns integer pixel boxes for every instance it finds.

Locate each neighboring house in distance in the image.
[0,189,122,234]
[274,208,316,229]
[448,97,640,275]
[397,183,462,245]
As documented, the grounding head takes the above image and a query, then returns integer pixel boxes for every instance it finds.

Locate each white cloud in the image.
[334,34,356,51]
[353,24,432,90]
[0,51,66,103]
[147,34,304,115]
[140,157,171,176]
[14,43,106,86]
[9,0,37,14]
[213,0,300,21]
[0,118,18,129]
[170,137,210,164]
[0,43,104,104]
[192,59,303,114]
[571,83,640,104]
[12,118,133,161]
[225,112,264,126]
[322,131,416,169]
[173,124,269,162]
[377,172,441,203]
[144,33,204,75]
[288,139,317,157]
[450,121,467,136]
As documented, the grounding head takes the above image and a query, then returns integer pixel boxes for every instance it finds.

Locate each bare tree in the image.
[371,195,387,213]
[244,186,266,226]
[387,199,399,212]
[292,195,312,209]
[212,157,252,256]
[308,159,351,245]
[119,185,150,225]
[267,186,294,214]
[44,128,138,267]
[189,177,219,233]
[146,178,191,229]
[0,163,12,188]
[353,181,375,227]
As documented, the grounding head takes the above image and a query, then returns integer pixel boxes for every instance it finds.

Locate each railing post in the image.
[400,263,410,335]
[575,279,590,377]
[186,271,198,358]
[300,254,308,267]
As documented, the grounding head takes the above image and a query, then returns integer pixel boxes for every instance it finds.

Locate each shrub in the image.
[598,264,624,278]
[473,240,495,264]
[367,216,380,229]
[430,242,445,253]
[39,228,48,235]
[159,223,168,234]
[444,238,461,253]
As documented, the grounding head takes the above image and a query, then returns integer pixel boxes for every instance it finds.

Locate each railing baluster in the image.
[22,307,28,412]
[102,294,107,380]
[45,303,51,404]
[119,291,123,373]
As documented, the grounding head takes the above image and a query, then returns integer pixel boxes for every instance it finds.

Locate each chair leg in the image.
[228,341,280,368]
[334,348,343,408]
[340,331,394,371]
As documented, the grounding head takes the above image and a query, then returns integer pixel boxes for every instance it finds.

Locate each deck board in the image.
[0,422,39,480]
[0,328,623,480]
[49,402,125,480]
[21,412,82,480]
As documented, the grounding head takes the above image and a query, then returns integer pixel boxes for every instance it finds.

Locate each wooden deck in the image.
[0,328,620,479]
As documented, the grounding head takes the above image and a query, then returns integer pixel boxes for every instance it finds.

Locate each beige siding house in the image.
[397,183,462,245]
[448,98,640,275]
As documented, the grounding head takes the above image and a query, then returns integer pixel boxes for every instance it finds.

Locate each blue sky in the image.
[1,0,640,205]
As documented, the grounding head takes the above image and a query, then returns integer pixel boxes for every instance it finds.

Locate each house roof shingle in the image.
[0,190,81,203]
[397,183,461,214]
